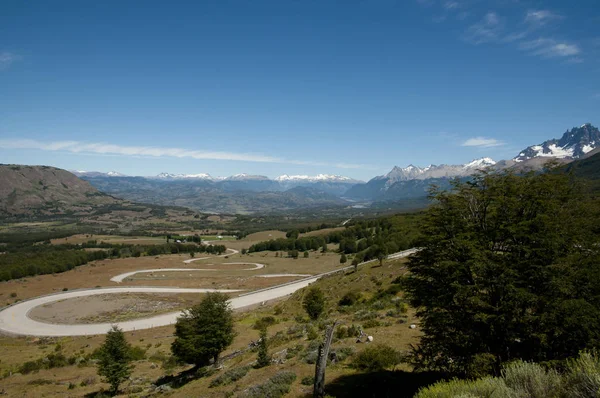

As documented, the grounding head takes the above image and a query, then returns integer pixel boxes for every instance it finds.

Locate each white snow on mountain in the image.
[463,157,496,169]
[225,173,270,181]
[106,171,126,177]
[275,174,358,183]
[154,172,214,180]
[72,170,127,177]
[376,158,497,184]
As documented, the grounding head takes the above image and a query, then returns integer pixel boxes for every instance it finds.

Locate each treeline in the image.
[0,246,108,281]
[248,236,326,253]
[284,222,339,239]
[0,242,227,282]
[248,213,422,264]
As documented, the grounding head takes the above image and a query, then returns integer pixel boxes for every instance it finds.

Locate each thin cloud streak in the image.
[0,138,370,169]
[462,137,505,148]
[464,12,502,44]
[519,38,580,58]
[525,10,562,27]
[0,52,21,70]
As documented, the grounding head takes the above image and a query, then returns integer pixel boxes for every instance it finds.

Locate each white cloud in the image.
[519,38,581,58]
[0,138,368,169]
[444,1,459,10]
[462,137,505,148]
[0,52,21,70]
[465,12,502,44]
[525,10,562,27]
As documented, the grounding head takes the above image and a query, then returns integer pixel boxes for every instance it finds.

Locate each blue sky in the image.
[1,0,598,181]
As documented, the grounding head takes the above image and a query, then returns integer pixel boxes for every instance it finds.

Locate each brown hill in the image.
[0,164,120,218]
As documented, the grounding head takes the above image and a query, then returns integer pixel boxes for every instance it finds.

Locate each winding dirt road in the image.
[0,248,418,337]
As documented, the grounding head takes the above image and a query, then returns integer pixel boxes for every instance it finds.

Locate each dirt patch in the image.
[28,293,204,324]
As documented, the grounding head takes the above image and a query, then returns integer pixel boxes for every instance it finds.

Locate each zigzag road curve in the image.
[0,248,418,337]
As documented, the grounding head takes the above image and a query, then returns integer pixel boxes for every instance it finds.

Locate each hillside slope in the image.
[0,164,119,218]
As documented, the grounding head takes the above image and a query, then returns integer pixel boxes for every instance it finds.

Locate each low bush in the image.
[333,346,356,362]
[353,310,378,321]
[209,365,251,388]
[362,319,381,329]
[339,291,361,306]
[19,352,77,374]
[253,316,277,330]
[301,375,314,385]
[27,378,54,385]
[416,352,600,398]
[129,346,147,361]
[303,350,319,365]
[351,345,402,371]
[240,371,296,398]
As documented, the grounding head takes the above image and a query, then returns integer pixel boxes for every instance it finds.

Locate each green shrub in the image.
[240,371,296,398]
[286,344,304,359]
[209,365,251,388]
[306,324,319,341]
[347,324,362,338]
[129,346,147,361]
[303,287,326,320]
[502,360,562,398]
[27,378,53,385]
[335,326,349,339]
[351,345,402,371]
[362,319,381,329]
[303,350,319,364]
[253,316,277,330]
[301,375,314,385]
[353,310,378,321]
[339,291,361,306]
[334,346,356,362]
[415,377,512,398]
[563,351,600,398]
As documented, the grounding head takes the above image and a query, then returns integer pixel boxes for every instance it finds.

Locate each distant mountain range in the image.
[16,122,594,214]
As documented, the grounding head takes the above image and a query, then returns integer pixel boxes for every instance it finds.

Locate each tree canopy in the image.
[404,170,600,376]
[171,292,235,367]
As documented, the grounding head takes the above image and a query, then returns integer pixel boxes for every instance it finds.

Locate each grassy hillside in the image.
[0,164,119,218]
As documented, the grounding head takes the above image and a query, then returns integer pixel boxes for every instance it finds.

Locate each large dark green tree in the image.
[97,326,133,396]
[404,169,600,376]
[171,292,235,367]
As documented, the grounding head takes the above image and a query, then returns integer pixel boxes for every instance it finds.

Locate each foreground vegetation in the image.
[417,351,600,398]
[404,169,600,377]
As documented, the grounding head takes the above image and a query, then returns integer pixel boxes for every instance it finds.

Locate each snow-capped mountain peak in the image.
[154,172,213,180]
[514,124,599,162]
[71,170,127,178]
[225,173,270,181]
[463,157,496,169]
[275,174,357,183]
[376,158,496,184]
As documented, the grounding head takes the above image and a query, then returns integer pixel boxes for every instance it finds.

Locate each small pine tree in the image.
[256,327,270,368]
[190,251,195,258]
[321,244,328,253]
[340,253,347,264]
[304,251,309,258]
[241,248,247,255]
[97,326,133,396]
[303,287,326,320]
